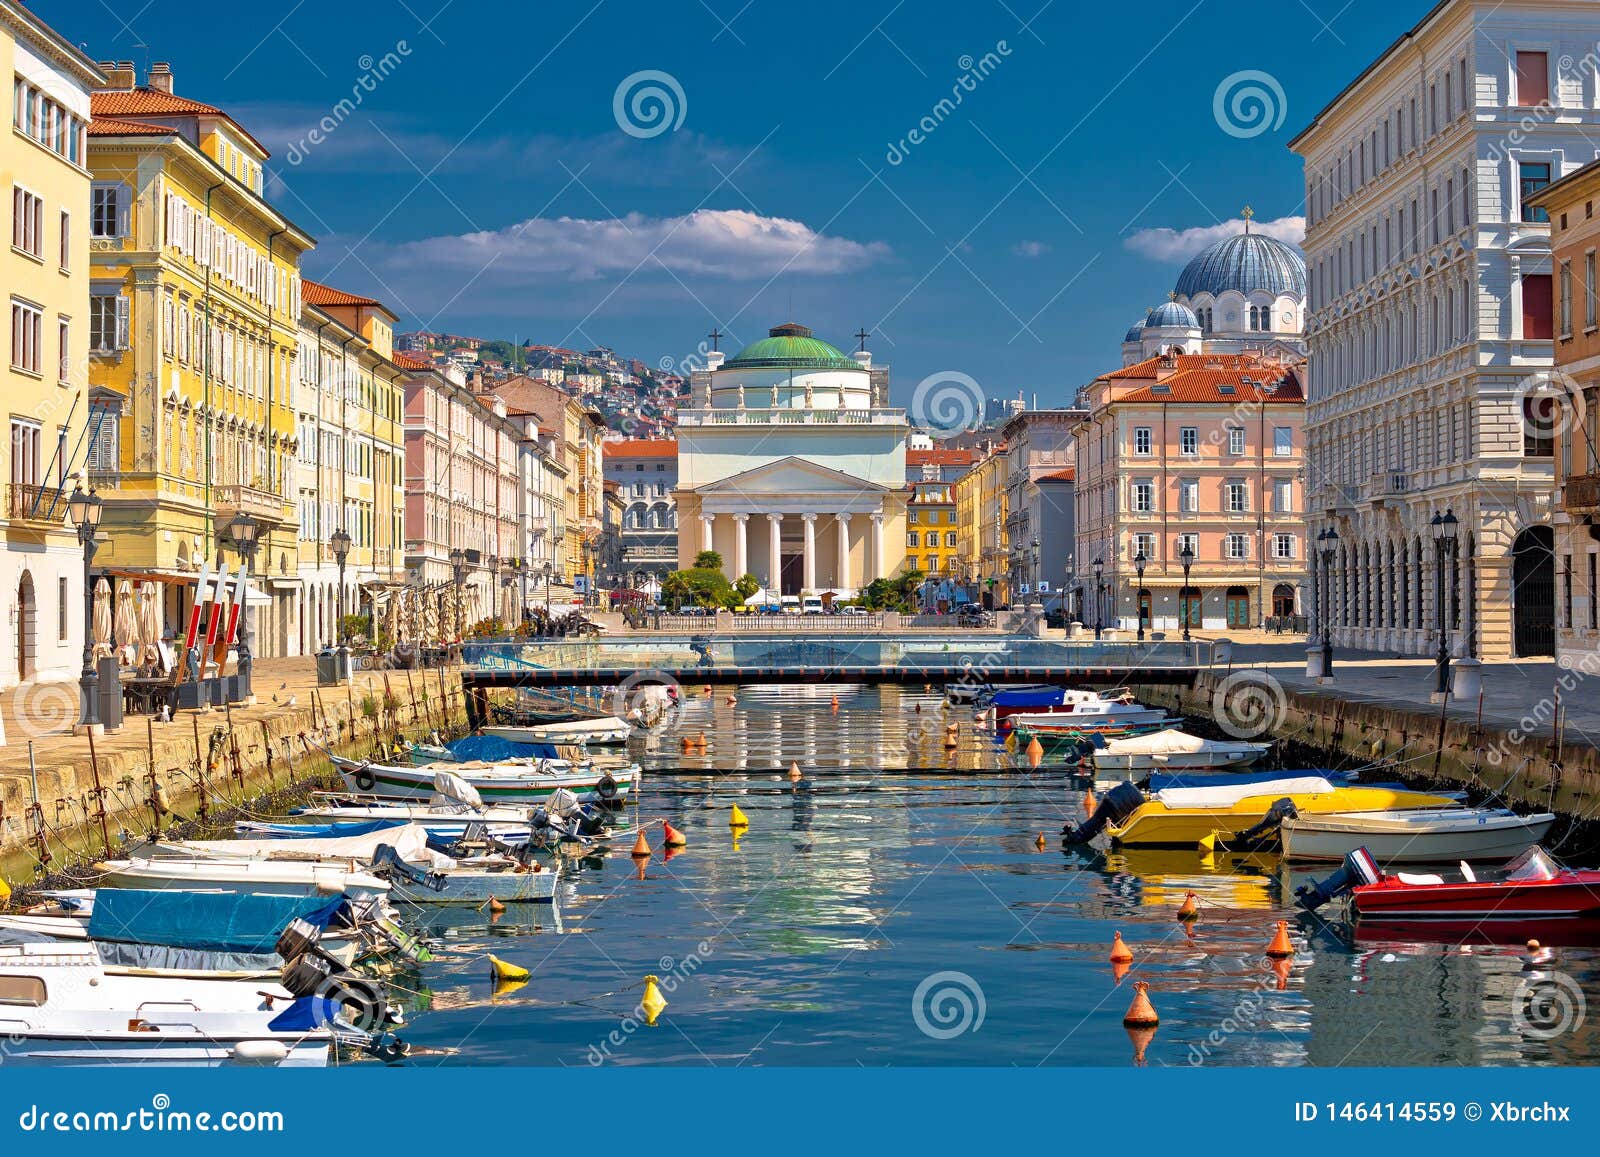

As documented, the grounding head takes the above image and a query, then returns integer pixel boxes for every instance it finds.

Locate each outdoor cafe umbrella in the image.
[92,577,113,658]
[114,580,137,665]
[383,592,401,645]
[137,581,162,669]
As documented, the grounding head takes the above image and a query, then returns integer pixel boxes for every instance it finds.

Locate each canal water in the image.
[397,685,1600,1067]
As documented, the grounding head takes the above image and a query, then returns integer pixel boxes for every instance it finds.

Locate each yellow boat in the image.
[1103,779,1458,848]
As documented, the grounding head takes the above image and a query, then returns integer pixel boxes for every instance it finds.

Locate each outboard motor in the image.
[371,843,447,893]
[1226,798,1298,852]
[1061,781,1145,845]
[1295,846,1383,911]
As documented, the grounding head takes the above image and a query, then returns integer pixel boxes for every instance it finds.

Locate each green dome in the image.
[723,323,861,371]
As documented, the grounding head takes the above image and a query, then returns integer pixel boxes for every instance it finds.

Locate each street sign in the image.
[1037,580,1051,593]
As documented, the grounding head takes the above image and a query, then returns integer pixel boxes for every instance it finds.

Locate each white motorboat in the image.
[1004,701,1173,733]
[0,941,351,1066]
[330,751,638,804]
[148,822,444,866]
[1281,807,1560,863]
[377,849,559,905]
[1090,728,1270,773]
[94,856,391,900]
[485,717,634,745]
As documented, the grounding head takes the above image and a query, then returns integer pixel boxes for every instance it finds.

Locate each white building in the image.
[1290,0,1586,661]
[675,323,909,598]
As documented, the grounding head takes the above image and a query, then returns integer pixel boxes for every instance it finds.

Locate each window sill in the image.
[10,365,42,379]
[11,246,43,265]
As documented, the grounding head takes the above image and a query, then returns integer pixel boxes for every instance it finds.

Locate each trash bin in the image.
[317,647,350,686]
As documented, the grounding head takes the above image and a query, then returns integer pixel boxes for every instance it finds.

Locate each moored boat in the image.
[1299,845,1600,921]
[1281,807,1558,863]
[484,717,634,745]
[329,751,638,804]
[1090,728,1270,773]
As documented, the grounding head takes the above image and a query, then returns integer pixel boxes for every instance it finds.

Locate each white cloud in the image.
[373,208,890,282]
[1124,215,1305,262]
[1011,240,1049,258]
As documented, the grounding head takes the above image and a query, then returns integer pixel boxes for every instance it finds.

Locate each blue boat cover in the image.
[989,686,1065,708]
[1146,769,1353,791]
[87,891,345,953]
[251,819,409,839]
[267,995,343,1032]
[448,735,558,761]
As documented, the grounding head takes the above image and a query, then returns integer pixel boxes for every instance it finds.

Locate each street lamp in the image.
[70,487,103,734]
[225,511,260,698]
[1431,509,1458,696]
[1133,550,1148,641]
[542,561,554,616]
[1092,556,1104,640]
[1029,535,1040,599]
[1317,525,1338,677]
[330,529,351,648]
[1178,541,1196,642]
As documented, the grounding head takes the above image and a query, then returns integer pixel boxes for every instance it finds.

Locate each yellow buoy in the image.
[1197,832,1216,854]
[0,876,10,905]
[640,974,668,1025]
[489,954,529,982]
[729,803,749,828]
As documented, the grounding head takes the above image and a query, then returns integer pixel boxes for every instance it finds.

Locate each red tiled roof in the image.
[303,279,382,308]
[1038,468,1076,482]
[907,448,975,467]
[1117,369,1303,405]
[87,117,176,136]
[393,351,433,371]
[91,88,271,155]
[602,438,677,458]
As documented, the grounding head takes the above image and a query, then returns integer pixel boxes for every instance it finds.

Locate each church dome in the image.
[1123,321,1145,342]
[1175,232,1306,299]
[724,322,861,371]
[1144,301,1199,329]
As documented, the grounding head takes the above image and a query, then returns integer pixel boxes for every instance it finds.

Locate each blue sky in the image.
[41,0,1428,403]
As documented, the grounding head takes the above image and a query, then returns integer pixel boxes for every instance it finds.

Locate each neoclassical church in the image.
[1122,215,1308,365]
[674,323,909,598]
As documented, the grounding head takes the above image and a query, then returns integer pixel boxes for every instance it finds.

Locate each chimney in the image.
[99,60,136,90]
[148,62,173,93]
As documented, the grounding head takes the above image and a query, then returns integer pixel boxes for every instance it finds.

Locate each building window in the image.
[1180,427,1198,456]
[10,417,40,486]
[1590,553,1598,630]
[58,209,69,270]
[1274,478,1293,511]
[1226,482,1248,512]
[1560,260,1573,337]
[1225,533,1249,560]
[1133,426,1152,455]
[946,532,957,548]
[1588,252,1597,328]
[1522,272,1553,339]
[1516,51,1549,107]
[89,292,128,352]
[1179,479,1198,512]
[56,317,69,383]
[12,186,42,258]
[1132,481,1154,512]
[1273,533,1295,559]
[908,509,919,524]
[90,183,125,238]
[10,299,41,373]
[1273,426,1293,456]
[1134,532,1156,560]
[1524,396,1556,456]
[1226,426,1245,455]
[1520,162,1551,223]
[58,576,68,641]
[1176,532,1198,558]
[906,532,918,547]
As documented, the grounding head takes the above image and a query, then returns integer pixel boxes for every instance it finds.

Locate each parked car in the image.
[841,605,869,617]
[801,596,824,615]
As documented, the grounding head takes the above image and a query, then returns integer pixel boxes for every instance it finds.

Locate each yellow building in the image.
[953,443,1009,607]
[904,447,974,587]
[0,4,102,688]
[85,62,313,647]
[291,281,407,656]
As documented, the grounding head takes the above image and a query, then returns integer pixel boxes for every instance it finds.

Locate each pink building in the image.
[1074,352,1307,634]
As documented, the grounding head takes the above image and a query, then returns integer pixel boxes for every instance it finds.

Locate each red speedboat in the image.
[1299,846,1600,922]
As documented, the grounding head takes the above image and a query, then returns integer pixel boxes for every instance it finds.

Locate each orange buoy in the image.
[1122,980,1159,1027]
[486,895,506,914]
[662,822,687,847]
[1522,938,1554,966]
[1083,787,1096,817]
[679,736,693,752]
[788,761,802,782]
[1109,932,1133,965]
[694,732,708,748]
[1025,735,1044,759]
[1265,920,1294,959]
[1126,1023,1156,1065]
[1270,955,1292,991]
[831,695,839,713]
[1112,958,1131,984]
[631,831,652,858]
[724,694,737,706]
[1034,832,1047,852]
[1176,890,1199,921]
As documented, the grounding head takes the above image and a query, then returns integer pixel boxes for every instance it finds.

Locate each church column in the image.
[733,514,749,578]
[837,514,852,591]
[802,514,817,591]
[700,513,714,554]
[870,514,885,583]
[767,514,783,593]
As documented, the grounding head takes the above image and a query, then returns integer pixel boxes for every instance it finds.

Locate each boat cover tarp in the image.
[989,686,1065,708]
[448,735,558,762]
[433,771,484,810]
[86,890,344,952]
[1154,776,1336,810]
[93,941,282,972]
[153,823,434,863]
[267,995,343,1032]
[1149,769,1352,792]
[1101,729,1251,755]
[236,819,410,839]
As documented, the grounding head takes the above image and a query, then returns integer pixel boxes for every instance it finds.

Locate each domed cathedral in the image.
[674,323,910,600]
[1122,210,1308,366]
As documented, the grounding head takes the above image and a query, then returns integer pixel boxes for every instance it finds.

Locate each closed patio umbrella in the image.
[138,581,163,670]
[92,577,113,658]
[114,580,137,665]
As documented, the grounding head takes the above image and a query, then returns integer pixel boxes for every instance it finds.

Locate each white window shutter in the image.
[116,183,131,238]
[114,295,129,349]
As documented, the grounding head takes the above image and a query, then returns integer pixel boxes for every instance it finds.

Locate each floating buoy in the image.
[486,896,506,914]
[1126,1023,1156,1066]
[1197,832,1217,854]
[1270,955,1292,991]
[789,761,802,782]
[704,685,712,695]
[492,975,529,998]
[680,736,693,753]
[1122,980,1159,1027]
[831,695,839,713]
[0,875,10,906]
[1112,957,1132,984]
[663,822,687,847]
[640,974,668,1025]
[1083,787,1096,817]
[725,694,737,706]
[1109,932,1134,965]
[1265,920,1295,959]
[695,732,708,748]
[1177,891,1199,921]
[1522,939,1554,966]
[489,954,529,982]
[943,724,959,749]
[1035,832,1047,852]
[729,804,749,828]
[1025,736,1044,767]
[631,831,652,858]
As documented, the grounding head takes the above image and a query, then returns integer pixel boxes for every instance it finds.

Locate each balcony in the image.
[1316,482,1359,515]
[214,484,291,526]
[527,515,550,536]
[7,483,69,525]
[1366,469,1410,507]
[1563,473,1600,515]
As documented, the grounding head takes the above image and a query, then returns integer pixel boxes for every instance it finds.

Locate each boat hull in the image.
[392,867,558,904]
[1105,787,1458,848]
[1282,810,1558,863]
[1352,874,1600,920]
[333,758,638,804]
[0,1037,331,1067]
[485,721,632,746]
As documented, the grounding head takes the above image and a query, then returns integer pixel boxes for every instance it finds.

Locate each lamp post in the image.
[1029,535,1040,597]
[1062,554,1075,623]
[1431,509,1458,697]
[226,512,260,699]
[330,528,351,646]
[70,487,103,734]
[1134,550,1148,641]
[1092,556,1104,640]
[1178,541,1195,642]
[542,561,554,615]
[1318,525,1338,677]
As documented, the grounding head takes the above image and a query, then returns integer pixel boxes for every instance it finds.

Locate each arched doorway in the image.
[1179,586,1201,631]
[16,572,36,680]
[1272,583,1296,618]
[1137,588,1151,632]
[1511,526,1555,657]
[1225,585,1250,629]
